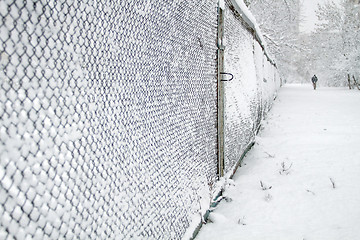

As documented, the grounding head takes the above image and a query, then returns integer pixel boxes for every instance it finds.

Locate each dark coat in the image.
[311,75,318,83]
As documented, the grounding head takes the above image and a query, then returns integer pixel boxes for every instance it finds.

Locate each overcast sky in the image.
[299,0,340,33]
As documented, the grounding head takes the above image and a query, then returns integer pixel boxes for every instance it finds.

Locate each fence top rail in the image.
[221,0,276,67]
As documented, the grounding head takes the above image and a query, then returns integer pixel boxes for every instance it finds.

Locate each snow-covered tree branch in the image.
[308,0,360,86]
[245,0,302,81]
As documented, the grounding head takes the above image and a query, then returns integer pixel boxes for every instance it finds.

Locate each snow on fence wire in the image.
[222,0,280,175]
[0,0,279,239]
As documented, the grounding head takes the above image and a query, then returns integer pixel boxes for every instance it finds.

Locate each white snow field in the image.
[197,84,360,240]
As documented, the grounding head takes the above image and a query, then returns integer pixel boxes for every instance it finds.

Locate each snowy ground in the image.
[196,84,360,240]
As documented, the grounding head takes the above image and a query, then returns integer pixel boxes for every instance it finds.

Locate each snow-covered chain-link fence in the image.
[0,0,280,239]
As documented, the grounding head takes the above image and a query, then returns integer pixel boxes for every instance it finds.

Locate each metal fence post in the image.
[217,4,225,178]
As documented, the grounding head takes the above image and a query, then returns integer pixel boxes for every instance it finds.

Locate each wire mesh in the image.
[0,0,281,239]
[223,1,262,173]
[0,1,218,239]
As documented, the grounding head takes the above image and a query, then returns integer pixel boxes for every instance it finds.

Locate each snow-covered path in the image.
[196,84,360,240]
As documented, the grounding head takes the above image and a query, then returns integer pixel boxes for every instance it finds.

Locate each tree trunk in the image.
[352,75,360,90]
[348,74,352,89]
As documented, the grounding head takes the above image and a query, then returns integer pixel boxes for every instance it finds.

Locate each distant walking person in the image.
[311,74,318,90]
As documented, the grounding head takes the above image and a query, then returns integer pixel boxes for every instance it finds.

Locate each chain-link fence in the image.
[223,1,260,172]
[222,0,280,173]
[0,0,279,239]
